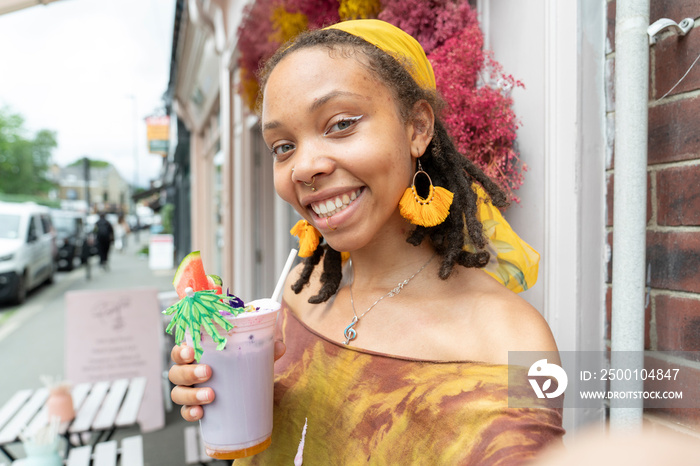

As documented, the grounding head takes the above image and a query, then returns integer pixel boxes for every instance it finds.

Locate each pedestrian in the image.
[114,214,130,253]
[94,213,113,270]
[169,19,563,464]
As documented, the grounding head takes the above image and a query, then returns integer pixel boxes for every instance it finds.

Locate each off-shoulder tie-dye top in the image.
[235,305,564,465]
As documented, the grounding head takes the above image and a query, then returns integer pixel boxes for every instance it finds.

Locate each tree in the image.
[0,106,57,196]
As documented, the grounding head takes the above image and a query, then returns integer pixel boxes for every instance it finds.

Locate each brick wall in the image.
[606,0,700,429]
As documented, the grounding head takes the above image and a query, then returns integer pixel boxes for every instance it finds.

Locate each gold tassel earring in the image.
[290,220,322,257]
[290,219,351,260]
[399,160,454,227]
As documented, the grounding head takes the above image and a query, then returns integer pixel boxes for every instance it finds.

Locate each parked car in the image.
[0,202,56,304]
[50,209,88,271]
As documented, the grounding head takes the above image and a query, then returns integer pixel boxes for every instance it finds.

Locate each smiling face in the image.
[261,46,433,253]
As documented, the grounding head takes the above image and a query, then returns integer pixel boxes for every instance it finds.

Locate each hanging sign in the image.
[145,115,170,156]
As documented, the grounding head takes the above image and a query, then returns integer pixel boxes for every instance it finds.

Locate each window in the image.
[0,214,20,239]
[27,217,37,242]
[40,214,53,235]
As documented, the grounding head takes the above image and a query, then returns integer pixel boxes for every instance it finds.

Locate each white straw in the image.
[271,248,298,302]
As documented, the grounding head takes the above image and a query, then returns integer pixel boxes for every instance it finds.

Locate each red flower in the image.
[285,0,340,29]
[430,28,525,201]
[378,0,477,53]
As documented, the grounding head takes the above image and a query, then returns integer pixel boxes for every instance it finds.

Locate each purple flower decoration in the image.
[226,288,246,308]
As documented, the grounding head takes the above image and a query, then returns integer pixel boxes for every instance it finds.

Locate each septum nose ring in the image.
[303,176,316,191]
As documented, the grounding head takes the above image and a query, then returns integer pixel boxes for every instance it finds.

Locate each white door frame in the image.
[480,0,607,433]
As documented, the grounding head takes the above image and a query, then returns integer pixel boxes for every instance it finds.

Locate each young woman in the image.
[169,19,564,464]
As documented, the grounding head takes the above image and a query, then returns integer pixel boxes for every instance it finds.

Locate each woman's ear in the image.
[408,100,435,159]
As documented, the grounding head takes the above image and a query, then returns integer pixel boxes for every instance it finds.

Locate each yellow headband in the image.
[325,19,436,90]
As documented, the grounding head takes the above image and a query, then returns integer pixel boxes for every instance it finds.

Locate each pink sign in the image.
[65,288,165,432]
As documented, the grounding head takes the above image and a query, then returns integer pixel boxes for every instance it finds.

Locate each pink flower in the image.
[237,0,280,81]
[430,28,525,201]
[285,0,340,29]
[378,0,477,53]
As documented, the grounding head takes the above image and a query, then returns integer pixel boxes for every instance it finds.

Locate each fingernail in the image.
[189,407,200,418]
[196,390,210,402]
[194,365,207,379]
[180,347,191,360]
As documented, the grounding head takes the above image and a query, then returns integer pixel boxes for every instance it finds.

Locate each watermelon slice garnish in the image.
[173,251,217,298]
[165,251,246,361]
[206,274,223,295]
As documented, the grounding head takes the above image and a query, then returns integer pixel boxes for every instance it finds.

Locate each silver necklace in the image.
[343,254,436,345]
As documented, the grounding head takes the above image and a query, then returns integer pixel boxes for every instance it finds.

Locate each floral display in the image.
[236,0,526,202]
[378,0,477,54]
[285,0,341,28]
[339,0,381,21]
[430,30,525,197]
[237,0,280,109]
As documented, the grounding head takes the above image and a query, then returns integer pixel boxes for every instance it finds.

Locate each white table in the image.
[0,378,146,462]
[65,435,143,466]
[9,435,143,466]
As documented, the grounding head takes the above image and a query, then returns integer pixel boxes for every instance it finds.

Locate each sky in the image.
[0,0,175,187]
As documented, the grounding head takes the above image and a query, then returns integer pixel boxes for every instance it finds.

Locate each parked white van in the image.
[0,202,56,304]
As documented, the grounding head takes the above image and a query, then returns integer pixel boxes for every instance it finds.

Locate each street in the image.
[0,233,199,465]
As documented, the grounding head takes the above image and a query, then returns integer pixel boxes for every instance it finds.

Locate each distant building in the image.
[54,162,131,214]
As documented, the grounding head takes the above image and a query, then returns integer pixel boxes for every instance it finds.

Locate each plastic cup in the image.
[189,298,280,460]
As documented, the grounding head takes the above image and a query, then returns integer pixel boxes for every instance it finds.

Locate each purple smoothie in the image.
[191,298,280,459]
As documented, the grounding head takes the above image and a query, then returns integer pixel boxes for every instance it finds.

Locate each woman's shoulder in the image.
[437,270,559,364]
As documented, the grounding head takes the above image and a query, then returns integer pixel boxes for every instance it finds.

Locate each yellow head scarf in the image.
[325,19,436,90]
[318,20,539,292]
[470,185,539,293]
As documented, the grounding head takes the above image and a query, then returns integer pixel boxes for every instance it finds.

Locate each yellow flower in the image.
[239,72,260,112]
[339,0,382,20]
[271,6,308,44]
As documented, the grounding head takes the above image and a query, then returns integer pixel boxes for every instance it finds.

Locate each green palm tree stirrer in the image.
[163,287,246,362]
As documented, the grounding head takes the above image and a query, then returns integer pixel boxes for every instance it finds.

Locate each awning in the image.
[0,0,62,16]
[132,187,164,212]
[132,186,162,202]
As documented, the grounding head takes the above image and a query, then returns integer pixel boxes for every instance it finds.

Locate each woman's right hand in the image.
[169,345,214,422]
[169,340,287,422]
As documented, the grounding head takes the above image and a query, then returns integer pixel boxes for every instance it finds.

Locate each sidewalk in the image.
[0,233,199,466]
